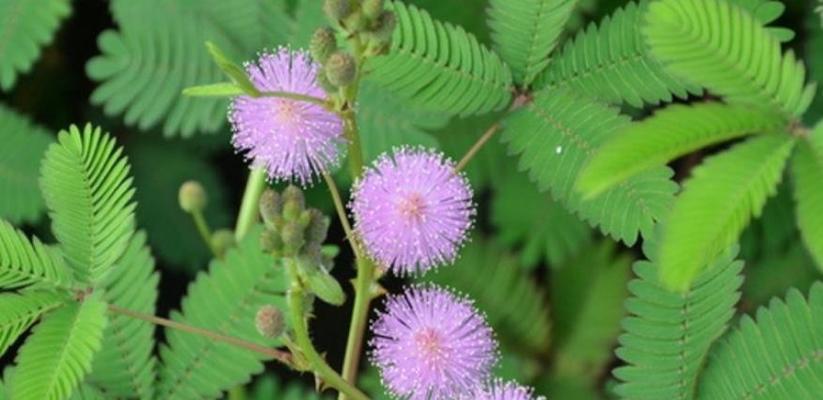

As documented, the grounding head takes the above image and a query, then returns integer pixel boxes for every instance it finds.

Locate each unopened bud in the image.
[311,27,337,64]
[307,210,330,244]
[282,185,305,220]
[211,229,236,257]
[259,189,282,227]
[281,221,305,255]
[362,0,384,20]
[372,11,396,43]
[178,181,207,213]
[260,228,282,253]
[324,0,351,22]
[326,52,356,87]
[316,69,338,92]
[255,305,284,338]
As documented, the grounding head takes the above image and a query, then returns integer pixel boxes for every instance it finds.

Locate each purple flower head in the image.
[229,48,344,185]
[350,147,475,275]
[370,284,497,400]
[470,379,545,400]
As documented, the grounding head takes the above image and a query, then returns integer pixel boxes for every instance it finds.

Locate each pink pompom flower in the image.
[229,48,344,185]
[471,379,545,400]
[370,284,497,400]
[350,147,475,275]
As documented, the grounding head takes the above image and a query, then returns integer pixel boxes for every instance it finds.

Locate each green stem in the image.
[340,257,377,393]
[235,168,267,241]
[322,172,361,259]
[455,122,501,172]
[259,90,327,105]
[286,262,370,400]
[343,111,365,178]
[191,210,218,256]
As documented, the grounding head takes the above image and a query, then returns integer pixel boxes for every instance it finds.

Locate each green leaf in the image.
[249,374,331,400]
[0,0,71,91]
[503,88,678,245]
[487,0,577,85]
[0,291,63,356]
[613,242,744,400]
[806,5,823,124]
[88,232,158,399]
[0,105,53,224]
[698,282,823,399]
[67,385,105,400]
[205,41,261,97]
[551,242,630,382]
[492,167,592,268]
[366,1,514,117]
[659,134,796,291]
[40,124,136,285]
[644,0,817,118]
[534,1,700,108]
[158,225,290,399]
[182,82,245,97]
[0,219,69,289]
[9,294,108,400]
[421,237,552,355]
[87,0,289,137]
[577,102,787,198]
[791,123,823,273]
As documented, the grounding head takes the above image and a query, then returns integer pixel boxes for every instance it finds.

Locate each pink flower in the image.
[370,285,497,400]
[229,48,344,185]
[472,379,545,400]
[350,147,475,275]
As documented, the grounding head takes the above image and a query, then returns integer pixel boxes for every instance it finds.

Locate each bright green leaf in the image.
[791,122,823,273]
[0,219,69,290]
[0,291,63,356]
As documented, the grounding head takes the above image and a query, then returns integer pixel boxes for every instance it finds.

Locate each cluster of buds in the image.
[259,186,345,306]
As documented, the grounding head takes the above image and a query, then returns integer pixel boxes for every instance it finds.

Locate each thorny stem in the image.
[107,304,293,366]
[190,209,219,257]
[234,168,267,241]
[455,122,502,172]
[322,172,362,260]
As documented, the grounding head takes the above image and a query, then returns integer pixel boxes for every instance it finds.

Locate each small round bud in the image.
[259,189,282,227]
[307,209,330,244]
[255,305,284,338]
[324,0,351,22]
[372,11,396,43]
[325,52,356,87]
[310,27,337,64]
[178,181,207,213]
[281,221,306,255]
[362,0,384,20]
[282,185,305,221]
[211,229,236,256]
[260,228,283,253]
[316,69,338,92]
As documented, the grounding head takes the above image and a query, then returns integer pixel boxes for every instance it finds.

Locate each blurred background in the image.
[1,0,821,398]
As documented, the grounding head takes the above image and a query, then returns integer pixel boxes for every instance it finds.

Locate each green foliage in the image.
[791,124,823,272]
[503,88,677,245]
[0,219,69,290]
[577,102,787,198]
[249,375,331,400]
[0,0,71,91]
[68,385,105,400]
[644,0,816,118]
[551,242,630,382]
[8,294,108,400]
[158,225,290,399]
[659,134,795,291]
[698,282,823,399]
[88,232,159,399]
[0,291,63,356]
[492,167,592,268]
[433,112,507,190]
[0,105,52,224]
[743,243,820,310]
[613,242,744,399]
[806,5,823,124]
[422,237,552,355]
[367,1,514,117]
[487,0,577,85]
[534,1,700,108]
[40,124,136,285]
[87,0,289,137]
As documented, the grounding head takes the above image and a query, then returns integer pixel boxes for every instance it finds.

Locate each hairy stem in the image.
[191,209,218,256]
[108,304,292,365]
[322,172,361,259]
[340,257,378,391]
[456,122,502,172]
[235,168,267,241]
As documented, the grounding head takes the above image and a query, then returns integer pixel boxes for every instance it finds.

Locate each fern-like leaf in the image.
[158,225,290,399]
[366,1,514,117]
[0,0,71,91]
[613,242,744,400]
[644,0,817,118]
[534,1,700,107]
[0,291,63,356]
[503,88,678,245]
[0,105,53,224]
[8,294,108,400]
[89,231,158,399]
[791,123,823,273]
[39,124,136,285]
[487,0,577,85]
[577,102,787,198]
[0,219,69,289]
[698,282,823,399]
[249,375,332,400]
[421,237,552,355]
[807,5,823,124]
[659,134,795,291]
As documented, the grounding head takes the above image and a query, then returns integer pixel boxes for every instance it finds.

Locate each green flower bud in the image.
[362,0,384,20]
[324,0,351,22]
[307,209,330,245]
[281,221,305,256]
[178,180,207,213]
[325,52,356,87]
[310,27,337,64]
[282,185,305,221]
[316,68,338,92]
[372,11,396,43]
[259,189,282,228]
[255,305,285,338]
[260,228,283,253]
[211,229,236,257]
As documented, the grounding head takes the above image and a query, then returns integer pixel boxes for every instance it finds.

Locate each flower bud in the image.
[310,27,337,64]
[211,229,236,257]
[324,0,351,22]
[307,209,330,245]
[178,181,207,213]
[260,228,283,253]
[325,52,356,87]
[281,221,306,256]
[259,189,282,228]
[282,185,305,221]
[372,11,396,43]
[255,305,285,338]
[316,69,338,92]
[362,0,384,20]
